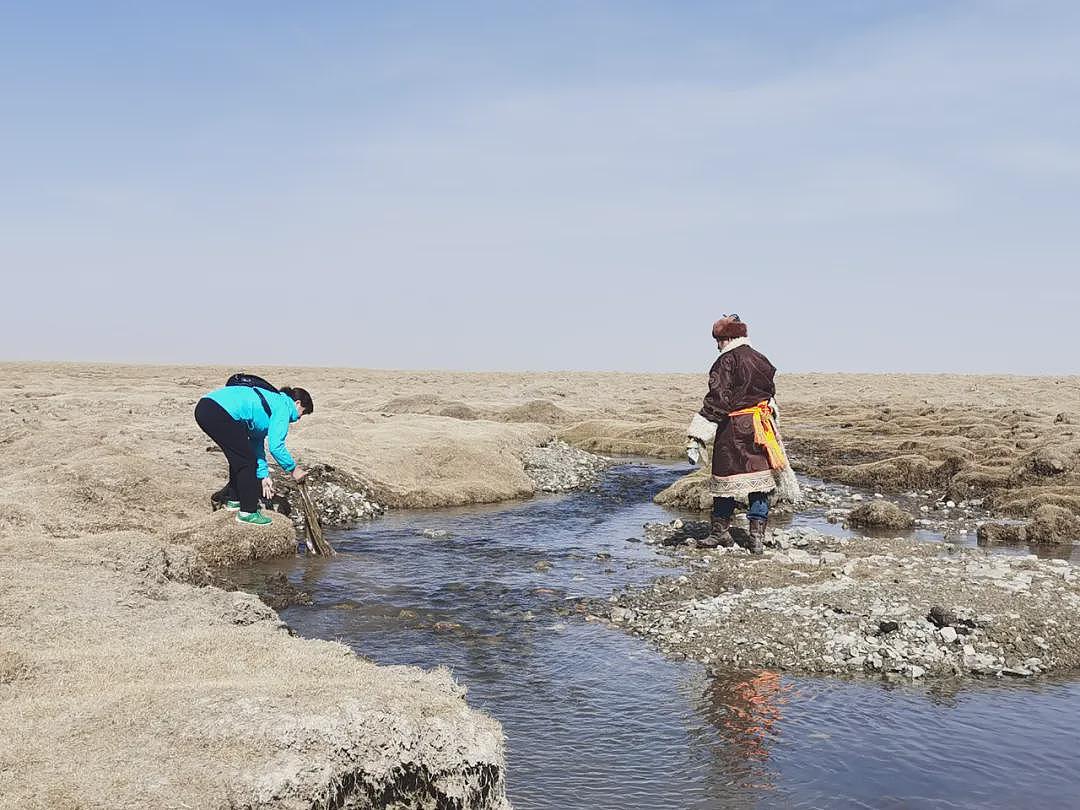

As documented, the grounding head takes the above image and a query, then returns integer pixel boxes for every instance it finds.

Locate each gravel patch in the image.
[523,440,610,493]
[601,522,1080,680]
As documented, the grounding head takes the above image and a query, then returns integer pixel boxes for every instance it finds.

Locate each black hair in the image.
[280,386,314,415]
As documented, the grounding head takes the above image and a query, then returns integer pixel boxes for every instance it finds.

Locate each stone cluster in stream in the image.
[265,463,384,529]
[604,522,1080,680]
[522,439,610,493]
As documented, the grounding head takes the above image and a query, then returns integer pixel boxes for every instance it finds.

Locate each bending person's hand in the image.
[261,477,275,499]
[291,467,308,483]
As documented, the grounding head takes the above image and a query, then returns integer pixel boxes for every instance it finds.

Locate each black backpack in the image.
[225,373,278,417]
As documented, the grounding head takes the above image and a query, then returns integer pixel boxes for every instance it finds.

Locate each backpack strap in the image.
[253,388,272,418]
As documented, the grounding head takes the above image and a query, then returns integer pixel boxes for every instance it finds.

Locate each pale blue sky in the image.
[2,1,1078,373]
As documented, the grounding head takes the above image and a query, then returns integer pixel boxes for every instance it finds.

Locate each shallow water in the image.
[245,464,1080,809]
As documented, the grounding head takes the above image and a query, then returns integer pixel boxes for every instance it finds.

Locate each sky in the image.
[2,1,1078,374]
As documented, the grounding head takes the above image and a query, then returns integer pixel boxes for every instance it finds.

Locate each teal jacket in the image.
[205,386,299,479]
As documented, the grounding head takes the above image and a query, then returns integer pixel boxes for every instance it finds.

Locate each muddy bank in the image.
[0,534,510,809]
[603,521,1080,680]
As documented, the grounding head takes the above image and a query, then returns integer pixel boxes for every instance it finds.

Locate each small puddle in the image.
[241,463,1080,809]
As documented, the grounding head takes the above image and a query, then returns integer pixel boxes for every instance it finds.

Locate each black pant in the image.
[195,398,259,513]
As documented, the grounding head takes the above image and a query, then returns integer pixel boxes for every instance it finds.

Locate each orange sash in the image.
[727,400,787,469]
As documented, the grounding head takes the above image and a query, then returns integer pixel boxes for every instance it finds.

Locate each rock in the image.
[847,501,916,530]
[642,520,710,546]
[1001,666,1033,677]
[418,529,453,540]
[652,470,713,511]
[964,652,998,674]
[533,560,553,573]
[610,607,636,623]
[878,620,900,635]
[775,548,818,566]
[927,606,957,628]
[1026,504,1080,544]
[939,626,958,643]
[977,522,1027,544]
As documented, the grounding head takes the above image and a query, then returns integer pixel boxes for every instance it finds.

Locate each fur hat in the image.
[712,315,748,340]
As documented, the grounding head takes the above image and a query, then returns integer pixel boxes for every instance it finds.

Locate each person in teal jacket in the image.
[194,383,314,525]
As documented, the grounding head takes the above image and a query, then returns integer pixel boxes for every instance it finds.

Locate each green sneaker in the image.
[236,511,272,526]
[224,500,241,511]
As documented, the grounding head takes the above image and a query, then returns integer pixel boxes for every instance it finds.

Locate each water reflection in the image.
[705,671,788,769]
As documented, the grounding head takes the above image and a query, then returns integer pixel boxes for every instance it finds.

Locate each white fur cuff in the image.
[687,412,717,444]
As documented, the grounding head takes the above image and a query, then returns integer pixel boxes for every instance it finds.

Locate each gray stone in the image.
[418,529,453,540]
[610,607,636,623]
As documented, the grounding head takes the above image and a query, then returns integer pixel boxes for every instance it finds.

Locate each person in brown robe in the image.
[685,315,800,553]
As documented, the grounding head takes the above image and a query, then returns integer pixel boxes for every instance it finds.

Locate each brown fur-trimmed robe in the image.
[687,338,800,503]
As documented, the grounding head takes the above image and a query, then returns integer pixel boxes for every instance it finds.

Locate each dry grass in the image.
[2,361,1078,807]
[0,535,507,809]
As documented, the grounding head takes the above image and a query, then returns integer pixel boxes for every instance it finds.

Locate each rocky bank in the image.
[521,438,610,493]
[604,521,1080,680]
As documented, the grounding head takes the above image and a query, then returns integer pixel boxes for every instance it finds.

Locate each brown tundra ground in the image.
[2,363,1078,808]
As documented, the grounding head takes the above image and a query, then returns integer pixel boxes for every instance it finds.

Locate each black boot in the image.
[699,515,734,548]
[748,518,767,555]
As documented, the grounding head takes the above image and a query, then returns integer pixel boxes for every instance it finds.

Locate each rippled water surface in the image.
[245,464,1080,809]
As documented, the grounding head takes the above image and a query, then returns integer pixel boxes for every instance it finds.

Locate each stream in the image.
[242,463,1080,809]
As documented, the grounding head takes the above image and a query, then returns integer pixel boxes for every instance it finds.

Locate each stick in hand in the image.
[298,478,336,556]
